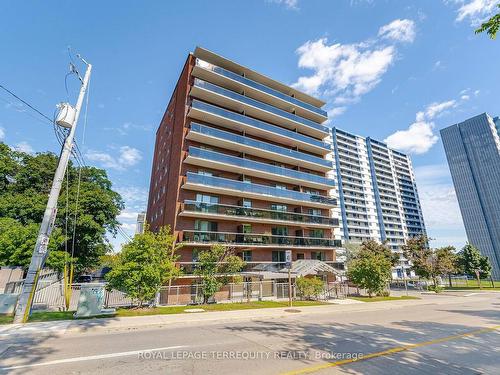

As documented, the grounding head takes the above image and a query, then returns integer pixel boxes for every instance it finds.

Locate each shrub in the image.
[376,290,390,297]
[296,277,324,300]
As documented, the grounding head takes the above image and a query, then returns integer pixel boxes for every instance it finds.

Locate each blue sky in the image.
[1,0,499,251]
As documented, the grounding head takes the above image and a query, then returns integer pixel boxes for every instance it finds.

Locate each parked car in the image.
[77,275,93,283]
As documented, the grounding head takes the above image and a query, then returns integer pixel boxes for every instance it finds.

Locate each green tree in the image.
[475,4,500,39]
[105,226,180,307]
[0,143,124,273]
[194,244,245,304]
[0,217,67,271]
[457,243,492,287]
[403,236,458,289]
[347,240,394,297]
[296,277,324,300]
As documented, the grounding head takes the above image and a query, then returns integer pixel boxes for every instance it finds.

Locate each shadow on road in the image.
[0,315,119,374]
[223,318,499,373]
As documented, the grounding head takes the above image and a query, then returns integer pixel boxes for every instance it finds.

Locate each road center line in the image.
[282,325,500,375]
[1,345,187,370]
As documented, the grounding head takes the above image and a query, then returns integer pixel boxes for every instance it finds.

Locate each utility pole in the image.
[14,59,92,324]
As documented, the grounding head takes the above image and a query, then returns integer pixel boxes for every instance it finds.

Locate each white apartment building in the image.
[332,128,427,278]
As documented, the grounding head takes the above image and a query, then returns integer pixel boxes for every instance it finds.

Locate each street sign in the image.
[285,250,292,268]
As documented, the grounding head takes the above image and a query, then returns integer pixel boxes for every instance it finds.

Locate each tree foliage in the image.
[296,276,324,300]
[194,244,245,303]
[0,143,124,272]
[403,235,458,288]
[0,217,66,271]
[457,243,492,285]
[347,240,394,297]
[105,226,180,307]
[475,4,500,39]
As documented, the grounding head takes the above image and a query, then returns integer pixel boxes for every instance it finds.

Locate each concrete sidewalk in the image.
[0,294,473,338]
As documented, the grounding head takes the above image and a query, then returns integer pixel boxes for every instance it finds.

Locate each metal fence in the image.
[4,279,350,311]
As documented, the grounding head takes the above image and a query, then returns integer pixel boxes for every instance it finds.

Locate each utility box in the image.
[55,103,76,128]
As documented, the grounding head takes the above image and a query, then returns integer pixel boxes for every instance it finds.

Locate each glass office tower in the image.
[441,113,500,280]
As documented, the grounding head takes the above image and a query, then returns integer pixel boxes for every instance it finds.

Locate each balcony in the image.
[180,201,339,228]
[184,147,335,190]
[190,79,329,139]
[187,123,332,172]
[188,100,330,155]
[182,230,342,249]
[192,58,328,122]
[182,172,337,208]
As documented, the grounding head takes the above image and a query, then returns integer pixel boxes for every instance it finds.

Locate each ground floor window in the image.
[311,251,325,261]
[242,250,252,262]
[272,251,286,263]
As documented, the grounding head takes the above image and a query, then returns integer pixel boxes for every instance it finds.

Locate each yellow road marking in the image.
[282,324,500,375]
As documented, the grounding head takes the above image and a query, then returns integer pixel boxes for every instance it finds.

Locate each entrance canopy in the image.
[241,260,342,280]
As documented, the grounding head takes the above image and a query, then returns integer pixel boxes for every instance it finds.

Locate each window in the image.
[271,203,288,212]
[272,251,286,263]
[242,251,252,262]
[311,251,325,261]
[196,194,219,204]
[308,208,322,216]
[194,220,217,232]
[241,224,252,234]
[272,227,288,236]
[310,229,324,238]
[275,184,287,190]
[243,176,251,183]
[198,170,213,176]
[192,250,199,262]
[297,253,305,260]
[242,199,252,208]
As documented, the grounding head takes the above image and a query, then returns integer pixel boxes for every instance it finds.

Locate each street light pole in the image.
[14,61,92,324]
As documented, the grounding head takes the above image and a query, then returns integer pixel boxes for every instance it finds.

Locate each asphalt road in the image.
[1,292,499,375]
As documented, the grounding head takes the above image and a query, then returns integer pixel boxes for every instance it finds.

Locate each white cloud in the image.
[14,141,34,154]
[425,100,456,118]
[385,95,470,154]
[384,122,439,154]
[86,146,142,171]
[293,19,416,119]
[328,107,347,118]
[452,0,499,25]
[115,186,148,208]
[269,0,299,9]
[378,19,416,43]
[294,39,395,99]
[118,211,141,221]
[0,127,4,141]
[461,94,470,100]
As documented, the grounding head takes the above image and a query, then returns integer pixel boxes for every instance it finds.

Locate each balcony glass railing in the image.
[193,79,329,135]
[190,123,332,168]
[185,172,337,206]
[182,230,342,247]
[196,59,328,117]
[183,200,339,226]
[190,100,330,151]
[188,147,335,187]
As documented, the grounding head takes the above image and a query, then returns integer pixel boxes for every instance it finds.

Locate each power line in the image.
[0,84,53,123]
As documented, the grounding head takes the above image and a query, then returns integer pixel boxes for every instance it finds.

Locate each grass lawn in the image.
[350,296,420,302]
[0,300,327,324]
[0,315,14,325]
[448,280,500,288]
